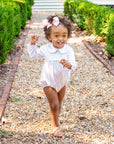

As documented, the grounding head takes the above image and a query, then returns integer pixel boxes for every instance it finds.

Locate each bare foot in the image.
[53,127,63,138]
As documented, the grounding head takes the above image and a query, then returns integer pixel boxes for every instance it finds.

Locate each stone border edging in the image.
[83,40,114,76]
[75,31,114,76]
[0,28,30,121]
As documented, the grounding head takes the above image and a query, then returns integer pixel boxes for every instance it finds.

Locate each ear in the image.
[48,36,52,41]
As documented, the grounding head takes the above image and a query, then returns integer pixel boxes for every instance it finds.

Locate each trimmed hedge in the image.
[64,0,114,55]
[0,3,15,64]
[0,0,34,64]
[106,14,114,55]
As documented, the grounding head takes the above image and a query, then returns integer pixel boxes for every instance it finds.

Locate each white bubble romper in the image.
[28,43,77,92]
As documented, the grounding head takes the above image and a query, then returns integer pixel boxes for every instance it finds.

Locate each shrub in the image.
[72,13,85,30]
[14,0,34,27]
[72,1,85,30]
[26,0,34,19]
[14,0,27,28]
[64,0,73,19]
[64,0,114,55]
[0,0,33,64]
[10,2,21,37]
[94,6,111,38]
[105,14,114,55]
[0,4,7,64]
[0,3,15,64]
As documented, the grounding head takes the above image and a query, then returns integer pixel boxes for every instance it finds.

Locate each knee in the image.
[50,102,59,111]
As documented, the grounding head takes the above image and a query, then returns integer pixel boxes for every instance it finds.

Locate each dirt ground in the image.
[0,12,114,144]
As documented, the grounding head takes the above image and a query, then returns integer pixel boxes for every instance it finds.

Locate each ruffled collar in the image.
[48,43,68,53]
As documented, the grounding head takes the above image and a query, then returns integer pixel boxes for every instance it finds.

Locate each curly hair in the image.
[44,15,72,41]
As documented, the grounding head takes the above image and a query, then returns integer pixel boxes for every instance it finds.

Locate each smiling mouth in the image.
[58,42,64,45]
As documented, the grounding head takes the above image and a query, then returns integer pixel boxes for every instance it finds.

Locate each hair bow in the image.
[43,17,60,29]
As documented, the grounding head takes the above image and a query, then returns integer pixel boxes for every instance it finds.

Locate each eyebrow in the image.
[54,32,68,34]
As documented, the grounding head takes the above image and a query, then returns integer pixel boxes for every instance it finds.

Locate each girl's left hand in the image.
[60,59,72,69]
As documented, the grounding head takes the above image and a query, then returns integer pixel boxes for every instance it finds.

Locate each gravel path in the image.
[0,12,113,144]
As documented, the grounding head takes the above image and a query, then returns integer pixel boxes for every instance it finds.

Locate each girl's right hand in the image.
[30,35,39,45]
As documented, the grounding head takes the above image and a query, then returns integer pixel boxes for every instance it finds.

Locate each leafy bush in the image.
[105,14,114,55]
[13,0,34,27]
[13,3,21,37]
[25,0,34,19]
[0,0,34,64]
[72,13,85,30]
[0,3,15,64]
[14,0,27,28]
[78,2,99,33]
[64,0,73,19]
[64,0,114,55]
[94,6,111,38]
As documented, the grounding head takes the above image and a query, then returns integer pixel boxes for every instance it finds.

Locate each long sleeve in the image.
[27,44,44,59]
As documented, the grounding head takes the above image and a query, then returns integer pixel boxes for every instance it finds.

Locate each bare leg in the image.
[58,86,66,115]
[43,86,66,137]
[44,87,60,128]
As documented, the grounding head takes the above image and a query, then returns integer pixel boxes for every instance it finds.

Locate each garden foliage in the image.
[0,0,34,64]
[64,0,114,55]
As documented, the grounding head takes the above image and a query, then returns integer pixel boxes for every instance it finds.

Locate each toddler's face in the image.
[48,24,68,49]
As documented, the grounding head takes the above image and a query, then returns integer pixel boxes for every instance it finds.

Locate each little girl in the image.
[28,15,77,137]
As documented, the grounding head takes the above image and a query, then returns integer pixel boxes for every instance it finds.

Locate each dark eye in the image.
[63,35,67,37]
[55,35,59,37]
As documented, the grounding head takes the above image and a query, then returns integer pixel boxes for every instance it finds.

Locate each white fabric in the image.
[28,43,77,92]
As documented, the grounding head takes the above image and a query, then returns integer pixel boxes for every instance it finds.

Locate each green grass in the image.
[9,96,23,102]
[0,130,12,136]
